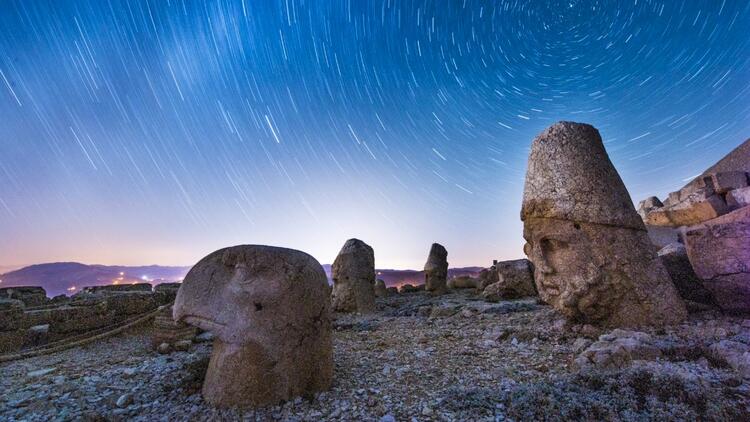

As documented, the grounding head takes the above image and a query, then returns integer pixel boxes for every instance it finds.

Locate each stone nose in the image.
[532,243,555,275]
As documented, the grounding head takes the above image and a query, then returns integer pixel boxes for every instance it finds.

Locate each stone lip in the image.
[521,121,645,231]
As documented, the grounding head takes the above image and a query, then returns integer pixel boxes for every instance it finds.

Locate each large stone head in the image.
[520,122,681,325]
[173,245,330,346]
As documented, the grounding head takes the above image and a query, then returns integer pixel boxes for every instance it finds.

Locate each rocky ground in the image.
[1,290,749,421]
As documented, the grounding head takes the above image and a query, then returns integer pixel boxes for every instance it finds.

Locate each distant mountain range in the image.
[0,262,485,298]
[0,262,189,297]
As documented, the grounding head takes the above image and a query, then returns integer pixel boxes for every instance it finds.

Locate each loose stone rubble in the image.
[424,243,449,295]
[1,290,748,421]
[173,245,333,407]
[521,121,687,328]
[331,239,377,314]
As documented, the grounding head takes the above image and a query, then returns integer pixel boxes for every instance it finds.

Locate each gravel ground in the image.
[1,290,749,421]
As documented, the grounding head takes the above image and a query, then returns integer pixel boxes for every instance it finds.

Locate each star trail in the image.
[1,1,748,268]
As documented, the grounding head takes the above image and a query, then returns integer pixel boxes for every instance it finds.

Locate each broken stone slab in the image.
[644,190,729,227]
[727,186,750,210]
[0,286,48,307]
[646,225,681,249]
[709,171,748,194]
[487,259,536,300]
[638,196,663,220]
[657,243,716,309]
[0,298,24,331]
[684,206,750,314]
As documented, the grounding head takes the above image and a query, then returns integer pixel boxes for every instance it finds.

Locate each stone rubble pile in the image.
[638,138,750,314]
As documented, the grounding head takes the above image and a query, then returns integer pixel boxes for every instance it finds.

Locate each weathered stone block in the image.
[0,299,24,331]
[727,186,750,210]
[646,225,681,249]
[645,191,729,227]
[684,206,750,314]
[657,243,715,307]
[710,171,748,194]
[0,286,48,307]
[0,330,24,354]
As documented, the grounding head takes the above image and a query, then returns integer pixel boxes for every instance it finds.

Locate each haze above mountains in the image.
[0,262,483,298]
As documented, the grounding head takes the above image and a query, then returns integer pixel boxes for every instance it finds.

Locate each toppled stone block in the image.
[710,171,748,194]
[0,286,48,307]
[727,186,750,210]
[154,282,181,305]
[657,243,716,308]
[573,329,662,371]
[684,206,750,314]
[482,260,536,301]
[645,225,681,249]
[475,267,499,292]
[645,191,729,227]
[638,196,663,220]
[25,324,50,348]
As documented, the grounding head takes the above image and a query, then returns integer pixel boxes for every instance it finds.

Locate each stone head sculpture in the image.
[173,245,333,407]
[521,122,686,328]
[424,243,448,294]
[330,238,376,313]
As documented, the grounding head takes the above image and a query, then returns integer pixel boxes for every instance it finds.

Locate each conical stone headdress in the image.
[521,121,645,231]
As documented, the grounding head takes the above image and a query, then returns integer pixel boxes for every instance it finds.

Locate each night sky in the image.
[1,1,748,269]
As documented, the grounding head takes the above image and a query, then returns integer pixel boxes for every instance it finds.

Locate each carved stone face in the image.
[523,217,617,321]
[172,245,333,408]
